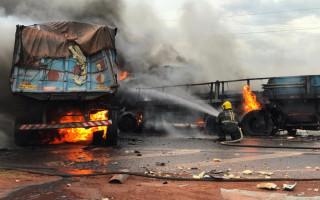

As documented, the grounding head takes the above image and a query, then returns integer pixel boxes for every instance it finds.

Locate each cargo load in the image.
[10,21,118,100]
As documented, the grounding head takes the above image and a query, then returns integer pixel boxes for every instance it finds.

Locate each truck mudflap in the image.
[17,120,112,131]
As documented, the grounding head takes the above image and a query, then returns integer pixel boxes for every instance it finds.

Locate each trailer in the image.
[10,21,119,145]
[126,75,320,136]
[243,75,320,136]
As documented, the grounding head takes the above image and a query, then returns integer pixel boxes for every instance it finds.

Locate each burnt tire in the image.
[14,126,40,146]
[204,116,218,135]
[105,109,118,146]
[14,116,42,146]
[14,126,27,146]
[241,110,274,136]
[118,113,138,133]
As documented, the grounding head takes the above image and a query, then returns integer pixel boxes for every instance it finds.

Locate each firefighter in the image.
[216,101,241,142]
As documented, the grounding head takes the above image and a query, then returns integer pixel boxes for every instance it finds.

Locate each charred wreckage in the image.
[9,21,320,146]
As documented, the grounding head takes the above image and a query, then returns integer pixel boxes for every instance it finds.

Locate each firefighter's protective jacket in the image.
[216,108,239,133]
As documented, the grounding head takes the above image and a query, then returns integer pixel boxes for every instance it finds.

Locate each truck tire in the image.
[204,116,218,135]
[105,109,118,146]
[241,110,274,136]
[14,125,27,146]
[118,113,138,132]
[14,125,40,146]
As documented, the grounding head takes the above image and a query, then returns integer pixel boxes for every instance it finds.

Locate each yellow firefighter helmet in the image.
[222,101,232,110]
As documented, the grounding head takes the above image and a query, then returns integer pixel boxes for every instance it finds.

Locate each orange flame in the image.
[138,114,143,125]
[50,110,108,144]
[242,85,261,113]
[119,71,127,81]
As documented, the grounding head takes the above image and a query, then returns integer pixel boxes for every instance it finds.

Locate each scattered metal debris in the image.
[193,171,206,179]
[155,162,166,166]
[213,158,221,162]
[285,173,289,178]
[109,169,130,184]
[224,174,234,179]
[102,196,113,200]
[242,170,253,175]
[145,170,155,175]
[257,171,273,176]
[283,182,296,191]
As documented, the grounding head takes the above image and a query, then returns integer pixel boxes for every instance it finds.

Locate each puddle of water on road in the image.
[63,151,94,162]
[60,148,111,167]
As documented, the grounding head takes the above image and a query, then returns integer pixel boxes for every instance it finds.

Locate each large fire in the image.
[242,85,261,113]
[50,110,108,144]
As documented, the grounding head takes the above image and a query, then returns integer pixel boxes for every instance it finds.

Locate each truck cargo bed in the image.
[11,49,118,100]
[10,21,118,100]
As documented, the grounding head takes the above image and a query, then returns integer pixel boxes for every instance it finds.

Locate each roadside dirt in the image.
[2,170,320,199]
[69,176,320,199]
[0,170,61,198]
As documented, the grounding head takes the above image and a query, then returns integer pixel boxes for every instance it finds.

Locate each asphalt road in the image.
[1,130,320,199]
[0,130,320,180]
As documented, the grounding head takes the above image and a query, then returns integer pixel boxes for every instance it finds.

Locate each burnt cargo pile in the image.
[10,21,119,146]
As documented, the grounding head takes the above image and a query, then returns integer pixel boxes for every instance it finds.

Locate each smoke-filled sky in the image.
[151,0,320,79]
[2,0,320,84]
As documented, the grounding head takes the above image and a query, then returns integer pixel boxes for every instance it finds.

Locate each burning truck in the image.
[10,21,119,146]
[124,75,320,136]
[242,75,320,136]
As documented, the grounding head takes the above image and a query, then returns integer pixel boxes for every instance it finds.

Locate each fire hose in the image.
[218,128,320,149]
[220,142,320,149]
[220,128,244,144]
[1,165,320,182]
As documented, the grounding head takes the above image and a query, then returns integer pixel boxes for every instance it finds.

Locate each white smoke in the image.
[118,0,243,85]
